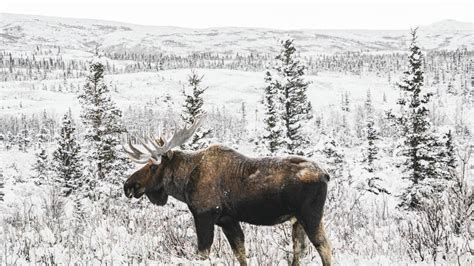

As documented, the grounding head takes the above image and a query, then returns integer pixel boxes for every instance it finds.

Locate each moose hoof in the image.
[197,249,210,260]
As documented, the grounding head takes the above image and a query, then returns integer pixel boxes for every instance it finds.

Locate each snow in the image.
[1,64,471,263]
[0,69,399,131]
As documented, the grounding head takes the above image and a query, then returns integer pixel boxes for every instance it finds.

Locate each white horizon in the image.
[1,0,473,30]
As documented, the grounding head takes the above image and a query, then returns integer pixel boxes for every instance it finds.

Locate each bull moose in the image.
[123,116,332,266]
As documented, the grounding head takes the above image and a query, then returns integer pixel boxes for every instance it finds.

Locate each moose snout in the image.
[123,181,145,199]
[123,181,134,198]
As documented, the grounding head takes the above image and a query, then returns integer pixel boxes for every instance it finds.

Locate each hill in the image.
[1,13,473,55]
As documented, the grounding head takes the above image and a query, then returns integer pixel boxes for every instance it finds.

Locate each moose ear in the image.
[164,150,173,160]
[149,157,162,165]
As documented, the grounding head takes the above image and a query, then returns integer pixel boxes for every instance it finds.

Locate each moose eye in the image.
[150,164,158,172]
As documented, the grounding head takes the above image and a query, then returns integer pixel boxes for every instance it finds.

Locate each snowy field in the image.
[0,71,399,265]
[1,66,472,264]
[1,69,400,117]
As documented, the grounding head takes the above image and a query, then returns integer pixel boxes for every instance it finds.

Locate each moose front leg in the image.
[192,211,215,259]
[291,219,307,266]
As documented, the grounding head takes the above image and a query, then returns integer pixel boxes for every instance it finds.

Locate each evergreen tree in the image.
[446,81,456,95]
[5,132,14,151]
[32,127,49,185]
[268,39,313,155]
[460,78,472,104]
[241,102,247,125]
[342,91,350,112]
[354,106,365,139]
[52,112,83,197]
[339,91,352,146]
[397,29,439,209]
[444,130,457,170]
[437,130,457,178]
[362,91,388,195]
[262,70,283,155]
[0,169,4,202]
[234,102,248,145]
[18,124,30,152]
[180,70,212,150]
[78,56,131,193]
[363,89,379,172]
[322,136,345,178]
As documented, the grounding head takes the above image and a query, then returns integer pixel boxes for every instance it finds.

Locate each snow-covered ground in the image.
[0,69,398,116]
[1,66,472,264]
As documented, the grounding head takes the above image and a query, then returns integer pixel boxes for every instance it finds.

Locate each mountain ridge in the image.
[1,13,473,55]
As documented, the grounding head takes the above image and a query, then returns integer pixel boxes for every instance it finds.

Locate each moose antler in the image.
[123,137,151,164]
[123,113,206,164]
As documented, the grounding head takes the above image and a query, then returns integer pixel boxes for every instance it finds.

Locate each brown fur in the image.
[292,219,307,266]
[314,222,332,266]
[124,144,332,265]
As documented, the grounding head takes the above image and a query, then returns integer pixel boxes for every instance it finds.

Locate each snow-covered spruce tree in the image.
[18,124,30,152]
[446,81,456,95]
[72,195,86,233]
[341,91,350,112]
[241,102,247,125]
[362,90,387,195]
[238,102,248,142]
[52,112,83,197]
[354,106,365,139]
[442,130,456,171]
[322,136,345,178]
[180,70,212,150]
[0,168,4,202]
[267,39,313,155]
[262,70,284,155]
[396,29,439,210]
[340,92,352,146]
[5,132,14,150]
[436,130,457,179]
[460,78,473,105]
[363,89,378,172]
[321,135,350,209]
[78,56,131,195]
[32,127,49,185]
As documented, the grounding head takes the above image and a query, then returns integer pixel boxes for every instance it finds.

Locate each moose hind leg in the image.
[314,222,332,266]
[291,219,307,266]
[193,212,215,259]
[301,219,332,266]
[221,221,247,266]
[298,182,332,265]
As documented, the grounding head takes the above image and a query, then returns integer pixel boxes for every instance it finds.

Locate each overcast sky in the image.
[1,0,473,30]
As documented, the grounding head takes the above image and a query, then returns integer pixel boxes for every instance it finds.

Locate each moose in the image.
[123,116,332,266]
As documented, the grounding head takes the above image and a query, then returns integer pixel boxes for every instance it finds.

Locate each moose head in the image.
[122,115,205,205]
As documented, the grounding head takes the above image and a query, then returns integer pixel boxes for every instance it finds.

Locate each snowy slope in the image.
[1,13,473,55]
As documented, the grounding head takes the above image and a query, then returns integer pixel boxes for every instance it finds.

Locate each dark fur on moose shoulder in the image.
[124,144,332,266]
